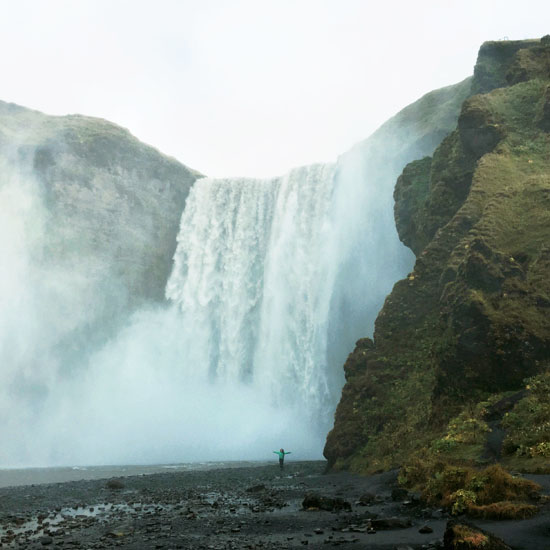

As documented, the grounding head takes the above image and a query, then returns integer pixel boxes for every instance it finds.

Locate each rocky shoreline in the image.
[0,461,548,549]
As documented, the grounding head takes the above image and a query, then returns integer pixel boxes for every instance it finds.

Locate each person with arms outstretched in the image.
[273,448,291,470]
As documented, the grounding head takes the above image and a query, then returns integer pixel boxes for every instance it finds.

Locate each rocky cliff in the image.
[325,37,550,473]
[0,102,200,357]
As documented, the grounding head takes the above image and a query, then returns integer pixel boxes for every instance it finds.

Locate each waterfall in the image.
[0,148,414,466]
[166,164,338,421]
[59,152,413,465]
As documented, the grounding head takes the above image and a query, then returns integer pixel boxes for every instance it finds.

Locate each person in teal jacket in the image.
[273,448,291,470]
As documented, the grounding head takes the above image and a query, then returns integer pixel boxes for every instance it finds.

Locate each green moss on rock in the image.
[471,39,540,95]
[326,37,550,473]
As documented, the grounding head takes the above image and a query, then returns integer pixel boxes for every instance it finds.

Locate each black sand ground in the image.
[0,461,548,549]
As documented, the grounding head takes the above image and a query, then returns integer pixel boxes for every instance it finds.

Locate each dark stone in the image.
[370,517,412,530]
[106,479,125,490]
[391,488,409,501]
[443,520,511,550]
[302,493,351,512]
[358,492,376,505]
[40,537,53,546]
[419,525,434,534]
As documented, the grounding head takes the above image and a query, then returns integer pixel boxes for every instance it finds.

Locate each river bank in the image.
[0,461,548,549]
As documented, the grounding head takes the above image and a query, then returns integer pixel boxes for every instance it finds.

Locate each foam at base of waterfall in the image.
[2,307,324,466]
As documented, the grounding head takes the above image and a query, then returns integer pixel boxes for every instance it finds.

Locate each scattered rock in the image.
[302,493,351,512]
[371,517,412,530]
[391,488,409,501]
[443,520,511,550]
[419,525,434,534]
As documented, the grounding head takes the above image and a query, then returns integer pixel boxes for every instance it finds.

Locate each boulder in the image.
[443,520,511,550]
[370,517,412,530]
[391,488,409,501]
[302,493,351,512]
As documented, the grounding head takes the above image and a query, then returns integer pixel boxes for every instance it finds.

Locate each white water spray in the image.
[166,164,339,421]
[0,142,414,467]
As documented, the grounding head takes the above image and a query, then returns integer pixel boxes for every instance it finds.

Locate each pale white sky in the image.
[1,0,549,177]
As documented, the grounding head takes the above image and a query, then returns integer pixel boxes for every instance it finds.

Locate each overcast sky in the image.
[1,0,549,177]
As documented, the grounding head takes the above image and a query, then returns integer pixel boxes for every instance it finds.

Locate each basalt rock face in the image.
[325,37,550,472]
[0,101,200,347]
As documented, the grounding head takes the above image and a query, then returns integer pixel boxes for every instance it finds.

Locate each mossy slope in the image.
[325,37,550,473]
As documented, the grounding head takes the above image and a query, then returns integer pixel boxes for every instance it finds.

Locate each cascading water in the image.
[166,164,338,424]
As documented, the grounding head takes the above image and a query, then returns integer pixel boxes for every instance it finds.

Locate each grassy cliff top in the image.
[0,99,203,178]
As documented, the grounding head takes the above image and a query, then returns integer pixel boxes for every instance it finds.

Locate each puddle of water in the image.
[0,501,172,541]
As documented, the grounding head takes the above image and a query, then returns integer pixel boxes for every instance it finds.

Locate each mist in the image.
[0,67,473,467]
[0,135,415,467]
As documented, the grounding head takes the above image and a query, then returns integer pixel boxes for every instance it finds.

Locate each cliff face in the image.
[325,38,550,472]
[0,102,200,355]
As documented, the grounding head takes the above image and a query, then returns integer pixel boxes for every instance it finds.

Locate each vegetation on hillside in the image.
[325,36,550,484]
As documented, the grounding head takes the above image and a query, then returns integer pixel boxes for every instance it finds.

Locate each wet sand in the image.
[0,462,266,489]
[0,461,548,549]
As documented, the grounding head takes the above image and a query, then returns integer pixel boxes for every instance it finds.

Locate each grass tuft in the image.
[468,501,539,520]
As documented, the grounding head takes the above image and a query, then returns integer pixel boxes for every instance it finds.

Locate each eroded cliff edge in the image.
[0,103,201,357]
[325,37,550,473]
